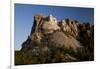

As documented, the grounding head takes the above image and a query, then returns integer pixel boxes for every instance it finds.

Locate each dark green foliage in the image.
[15,44,94,65]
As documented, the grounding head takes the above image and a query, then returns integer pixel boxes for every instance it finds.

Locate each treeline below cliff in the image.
[15,46,93,65]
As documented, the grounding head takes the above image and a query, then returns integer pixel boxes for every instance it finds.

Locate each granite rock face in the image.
[18,14,94,64]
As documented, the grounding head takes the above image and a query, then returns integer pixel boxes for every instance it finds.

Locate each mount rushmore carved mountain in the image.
[15,13,94,65]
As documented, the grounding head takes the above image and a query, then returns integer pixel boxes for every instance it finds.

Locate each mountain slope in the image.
[15,14,94,65]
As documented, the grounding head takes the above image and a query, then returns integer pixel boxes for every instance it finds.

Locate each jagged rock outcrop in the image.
[58,19,80,38]
[19,13,94,64]
[41,14,60,34]
[21,14,83,51]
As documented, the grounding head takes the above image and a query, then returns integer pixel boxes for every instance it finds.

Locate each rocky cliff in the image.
[15,13,94,65]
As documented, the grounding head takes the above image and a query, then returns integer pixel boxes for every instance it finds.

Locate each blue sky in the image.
[15,3,94,50]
